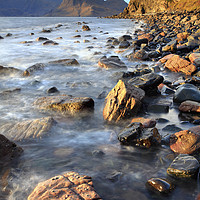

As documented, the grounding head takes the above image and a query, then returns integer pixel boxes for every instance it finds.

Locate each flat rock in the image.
[173,84,200,103]
[167,154,199,178]
[34,95,94,114]
[98,56,126,69]
[179,100,200,113]
[170,126,200,154]
[103,80,145,122]
[23,63,45,76]
[49,59,79,66]
[0,117,55,141]
[28,171,102,200]
[131,117,156,128]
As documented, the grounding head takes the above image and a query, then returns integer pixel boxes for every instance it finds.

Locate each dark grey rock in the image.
[119,41,130,49]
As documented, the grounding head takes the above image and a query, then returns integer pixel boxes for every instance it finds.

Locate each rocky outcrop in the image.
[28,171,102,200]
[0,117,55,141]
[103,80,145,122]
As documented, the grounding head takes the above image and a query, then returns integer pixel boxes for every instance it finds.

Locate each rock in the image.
[122,67,152,79]
[0,36,4,39]
[189,53,200,67]
[36,37,49,41]
[158,83,175,95]
[162,40,177,52]
[20,41,33,44]
[159,54,174,64]
[6,33,12,37]
[167,154,199,178]
[177,32,189,41]
[133,38,148,47]
[0,88,21,97]
[82,25,91,31]
[138,33,153,42]
[179,101,200,113]
[47,87,59,94]
[73,35,81,38]
[173,84,200,103]
[49,59,79,66]
[98,56,126,69]
[27,171,102,200]
[83,39,90,43]
[128,73,164,95]
[119,41,130,49]
[119,35,132,42]
[146,178,174,193]
[128,49,149,61]
[34,95,94,114]
[0,117,55,141]
[170,126,200,154]
[147,99,171,113]
[0,134,23,164]
[131,117,156,128]
[162,124,182,133]
[103,80,145,122]
[0,65,22,76]
[42,40,58,45]
[164,54,196,75]
[112,39,120,45]
[30,33,34,35]
[106,171,122,182]
[23,63,45,76]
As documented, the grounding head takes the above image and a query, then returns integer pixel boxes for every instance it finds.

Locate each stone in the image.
[138,33,153,42]
[173,84,200,103]
[103,80,145,122]
[164,54,196,75]
[119,41,130,49]
[73,35,81,38]
[167,154,199,178]
[28,171,102,200]
[119,35,132,42]
[122,68,152,78]
[47,87,59,94]
[189,53,200,67]
[131,117,156,128]
[147,99,171,113]
[133,38,148,46]
[177,32,189,41]
[49,59,79,66]
[128,49,149,61]
[0,36,4,39]
[34,95,94,114]
[170,126,200,154]
[98,56,126,69]
[162,40,177,52]
[179,101,200,113]
[41,28,52,33]
[158,83,175,95]
[6,33,12,37]
[36,37,49,41]
[23,63,45,76]
[146,178,174,193]
[159,54,174,64]
[0,65,22,76]
[20,41,33,44]
[42,40,59,45]
[82,25,91,31]
[0,117,55,141]
[162,124,182,133]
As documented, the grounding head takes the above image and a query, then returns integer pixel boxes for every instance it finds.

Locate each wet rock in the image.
[147,99,171,113]
[98,56,126,69]
[92,150,105,157]
[133,38,148,47]
[106,171,122,182]
[167,154,199,178]
[20,41,33,44]
[49,59,79,66]
[158,83,175,95]
[170,126,200,154]
[128,49,149,61]
[34,95,94,114]
[23,63,45,76]
[0,65,22,76]
[36,37,49,41]
[27,171,102,200]
[73,35,81,38]
[56,37,63,39]
[42,40,59,45]
[146,178,174,193]
[162,124,182,133]
[119,41,130,49]
[55,23,63,28]
[177,32,189,41]
[83,39,90,43]
[173,84,200,103]
[179,101,200,113]
[0,88,21,97]
[0,36,4,39]
[119,35,132,42]
[112,39,120,45]
[0,117,55,141]
[82,25,91,31]
[162,40,177,52]
[6,33,12,37]
[138,33,153,42]
[122,68,152,79]
[41,28,52,33]
[47,87,59,94]
[103,80,145,122]
[131,117,156,128]
[189,53,200,67]
[30,33,34,35]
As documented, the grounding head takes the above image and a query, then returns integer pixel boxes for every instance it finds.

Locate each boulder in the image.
[179,100,200,113]
[173,84,200,103]
[34,95,94,114]
[42,40,58,45]
[0,65,22,76]
[49,59,79,66]
[167,154,199,178]
[98,56,126,69]
[103,80,145,122]
[146,178,174,193]
[170,126,200,154]
[164,54,196,75]
[23,63,45,76]
[131,117,156,128]
[28,171,102,200]
[0,117,55,141]
[189,53,200,67]
[82,25,91,31]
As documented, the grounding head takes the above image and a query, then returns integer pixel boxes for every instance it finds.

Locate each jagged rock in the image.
[167,154,199,178]
[27,171,102,200]
[23,63,45,76]
[170,126,200,154]
[146,178,174,193]
[34,95,94,114]
[98,56,126,69]
[82,25,90,31]
[49,59,79,66]
[131,117,156,128]
[173,84,200,103]
[103,80,145,122]
[36,37,49,41]
[0,117,55,141]
[42,40,59,45]
[179,101,200,113]
[0,65,22,76]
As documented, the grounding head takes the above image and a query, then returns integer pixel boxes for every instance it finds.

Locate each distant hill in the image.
[0,0,127,17]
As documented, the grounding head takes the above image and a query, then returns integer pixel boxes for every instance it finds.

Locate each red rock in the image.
[159,54,174,64]
[103,80,145,122]
[138,33,153,42]
[170,126,200,154]
[189,53,200,67]
[164,54,196,75]
[131,117,156,128]
[179,100,200,113]
[28,171,102,200]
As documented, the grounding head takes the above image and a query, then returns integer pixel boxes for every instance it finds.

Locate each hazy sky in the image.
[124,0,130,3]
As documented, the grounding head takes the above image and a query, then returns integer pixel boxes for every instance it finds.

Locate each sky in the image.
[124,0,130,3]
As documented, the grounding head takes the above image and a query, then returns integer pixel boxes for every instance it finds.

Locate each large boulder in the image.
[98,56,126,69]
[179,100,200,113]
[167,154,199,178]
[28,171,102,200]
[103,80,145,122]
[34,95,94,114]
[23,63,45,76]
[170,126,200,154]
[173,84,200,103]
[49,59,79,66]
[0,117,55,141]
